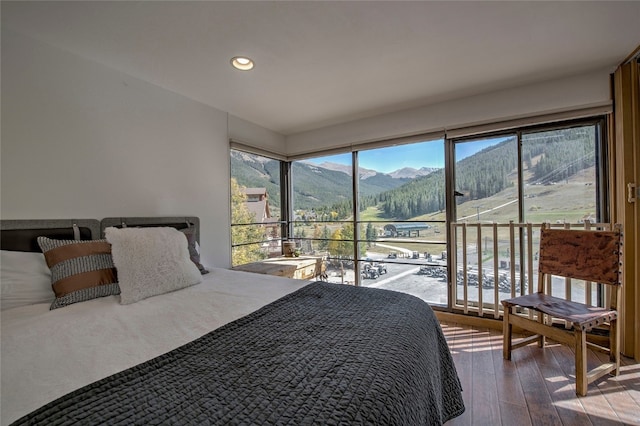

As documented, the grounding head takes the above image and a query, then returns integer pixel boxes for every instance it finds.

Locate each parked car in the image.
[373,262,387,274]
[387,252,397,259]
[417,265,431,275]
[361,264,380,279]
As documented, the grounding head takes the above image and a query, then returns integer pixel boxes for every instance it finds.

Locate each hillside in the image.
[232,126,594,219]
[368,127,594,220]
[230,151,282,207]
[231,151,415,209]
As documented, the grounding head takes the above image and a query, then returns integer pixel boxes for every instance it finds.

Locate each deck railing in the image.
[449,221,612,318]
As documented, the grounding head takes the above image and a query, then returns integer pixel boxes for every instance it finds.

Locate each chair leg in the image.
[575,329,588,396]
[610,318,620,376]
[537,312,546,348]
[503,305,512,360]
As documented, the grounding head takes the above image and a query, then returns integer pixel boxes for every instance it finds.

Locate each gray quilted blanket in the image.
[12,282,464,425]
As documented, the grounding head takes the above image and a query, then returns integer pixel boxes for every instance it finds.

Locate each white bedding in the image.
[0,268,308,425]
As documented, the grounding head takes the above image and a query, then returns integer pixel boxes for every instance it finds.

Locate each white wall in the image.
[1,30,232,267]
[285,68,612,154]
[228,115,286,156]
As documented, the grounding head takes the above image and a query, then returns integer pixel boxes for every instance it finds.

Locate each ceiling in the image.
[3,1,639,135]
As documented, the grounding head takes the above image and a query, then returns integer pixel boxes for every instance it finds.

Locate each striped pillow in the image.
[37,237,120,310]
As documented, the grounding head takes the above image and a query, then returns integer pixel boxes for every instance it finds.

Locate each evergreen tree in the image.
[365,223,377,247]
[319,225,331,250]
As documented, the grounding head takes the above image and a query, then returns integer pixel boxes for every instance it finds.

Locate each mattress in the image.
[2,267,464,425]
[1,268,308,425]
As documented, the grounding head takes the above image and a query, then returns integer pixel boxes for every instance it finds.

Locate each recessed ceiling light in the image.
[231,56,254,71]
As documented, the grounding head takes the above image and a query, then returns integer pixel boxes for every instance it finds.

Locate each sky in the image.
[305,137,509,173]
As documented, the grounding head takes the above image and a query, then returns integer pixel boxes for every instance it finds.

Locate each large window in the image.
[452,123,603,224]
[230,149,283,267]
[450,121,606,310]
[290,153,356,282]
[287,140,448,305]
[230,117,608,309]
[357,140,447,305]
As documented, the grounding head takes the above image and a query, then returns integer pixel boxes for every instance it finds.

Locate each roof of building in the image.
[244,188,267,196]
[245,200,268,221]
[384,223,431,231]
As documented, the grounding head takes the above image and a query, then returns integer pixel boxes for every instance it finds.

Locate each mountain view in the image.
[231,127,595,221]
[230,151,429,210]
[312,161,437,180]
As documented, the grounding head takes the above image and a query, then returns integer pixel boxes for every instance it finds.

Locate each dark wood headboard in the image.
[100,217,201,245]
[0,219,101,252]
[0,217,201,252]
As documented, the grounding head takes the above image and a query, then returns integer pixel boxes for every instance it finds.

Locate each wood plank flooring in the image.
[440,322,640,426]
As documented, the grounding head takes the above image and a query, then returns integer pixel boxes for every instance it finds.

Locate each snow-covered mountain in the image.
[388,167,439,179]
[313,162,438,180]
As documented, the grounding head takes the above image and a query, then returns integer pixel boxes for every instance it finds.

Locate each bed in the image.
[0,217,465,425]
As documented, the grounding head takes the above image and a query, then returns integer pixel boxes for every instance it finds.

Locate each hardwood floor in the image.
[440,322,640,426]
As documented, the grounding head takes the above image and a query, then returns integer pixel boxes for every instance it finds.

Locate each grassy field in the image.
[354,171,596,225]
[293,165,598,259]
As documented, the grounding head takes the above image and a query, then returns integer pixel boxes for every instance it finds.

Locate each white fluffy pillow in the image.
[1,250,54,311]
[105,226,202,305]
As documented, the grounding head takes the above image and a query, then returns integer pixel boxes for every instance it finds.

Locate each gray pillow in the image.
[179,227,208,274]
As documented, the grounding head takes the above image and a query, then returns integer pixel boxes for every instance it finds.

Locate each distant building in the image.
[383,222,431,237]
[242,188,280,255]
[243,188,271,222]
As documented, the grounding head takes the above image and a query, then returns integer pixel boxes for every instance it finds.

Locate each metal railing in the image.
[449,221,612,317]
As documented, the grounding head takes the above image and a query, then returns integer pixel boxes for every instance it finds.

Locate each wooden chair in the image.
[502,224,623,396]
